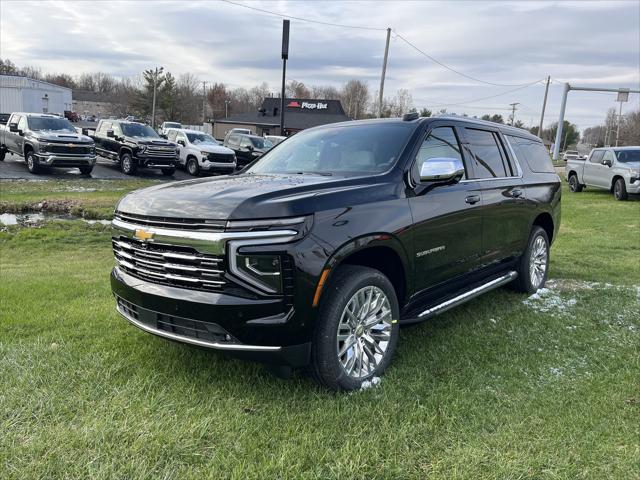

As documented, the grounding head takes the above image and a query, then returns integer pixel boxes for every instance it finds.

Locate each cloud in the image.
[0,0,638,130]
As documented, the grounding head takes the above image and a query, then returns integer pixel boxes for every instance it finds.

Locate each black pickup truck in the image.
[110,114,561,390]
[90,119,179,175]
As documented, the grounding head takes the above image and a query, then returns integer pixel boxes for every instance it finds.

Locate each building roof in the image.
[216,97,351,130]
[0,74,72,91]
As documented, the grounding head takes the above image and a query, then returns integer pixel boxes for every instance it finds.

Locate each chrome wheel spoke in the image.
[336,285,393,379]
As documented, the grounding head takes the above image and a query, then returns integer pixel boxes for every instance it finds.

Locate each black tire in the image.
[513,226,550,294]
[568,173,583,192]
[186,157,199,176]
[161,168,175,176]
[79,166,93,175]
[613,178,628,201]
[308,265,400,391]
[25,150,40,174]
[0,150,5,161]
[120,152,137,175]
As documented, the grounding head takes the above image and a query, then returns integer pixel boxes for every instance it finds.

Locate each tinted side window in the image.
[17,116,28,131]
[413,126,465,179]
[228,135,239,147]
[506,135,554,173]
[98,122,112,134]
[590,150,604,164]
[465,128,508,178]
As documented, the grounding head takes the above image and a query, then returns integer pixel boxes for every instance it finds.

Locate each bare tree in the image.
[285,80,311,98]
[207,82,231,118]
[341,80,369,119]
[310,84,341,100]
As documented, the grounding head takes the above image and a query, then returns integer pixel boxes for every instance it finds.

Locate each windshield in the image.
[27,117,76,133]
[250,137,273,149]
[247,123,414,175]
[121,123,159,138]
[615,149,640,163]
[164,122,182,128]
[186,132,218,145]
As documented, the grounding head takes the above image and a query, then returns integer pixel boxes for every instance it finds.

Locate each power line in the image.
[219,0,386,31]
[417,82,542,110]
[392,31,546,88]
[220,1,546,88]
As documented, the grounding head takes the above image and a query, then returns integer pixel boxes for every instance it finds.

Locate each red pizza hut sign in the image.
[287,101,328,110]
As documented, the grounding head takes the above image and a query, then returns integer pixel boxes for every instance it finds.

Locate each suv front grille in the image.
[113,237,226,292]
[208,153,235,163]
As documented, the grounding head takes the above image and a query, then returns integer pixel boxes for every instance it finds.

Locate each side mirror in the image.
[602,159,612,167]
[106,129,115,138]
[246,145,254,152]
[419,158,465,183]
[177,140,185,147]
[9,123,18,133]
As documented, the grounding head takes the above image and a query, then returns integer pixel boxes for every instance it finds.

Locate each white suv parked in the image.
[167,129,237,176]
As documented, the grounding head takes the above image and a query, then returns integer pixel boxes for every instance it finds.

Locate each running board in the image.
[407,271,518,323]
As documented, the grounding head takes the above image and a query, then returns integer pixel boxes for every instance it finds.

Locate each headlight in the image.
[38,143,49,152]
[236,254,282,293]
[200,151,210,159]
[138,145,147,154]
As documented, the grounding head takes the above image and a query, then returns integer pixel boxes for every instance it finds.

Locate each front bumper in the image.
[201,161,236,172]
[626,177,640,194]
[36,154,96,167]
[111,267,311,366]
[138,156,179,169]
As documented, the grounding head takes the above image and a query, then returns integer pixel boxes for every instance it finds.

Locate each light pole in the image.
[280,20,290,136]
[202,81,207,124]
[225,100,231,118]
[150,66,164,129]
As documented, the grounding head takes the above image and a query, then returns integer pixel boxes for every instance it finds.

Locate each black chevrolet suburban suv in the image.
[91,120,179,175]
[110,114,561,391]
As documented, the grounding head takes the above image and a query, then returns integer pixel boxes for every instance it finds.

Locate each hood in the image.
[116,173,399,220]
[127,137,174,146]
[197,143,235,155]
[31,131,93,143]
[620,161,640,169]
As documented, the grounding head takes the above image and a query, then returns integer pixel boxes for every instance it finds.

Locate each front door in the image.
[408,124,484,292]
[583,149,606,187]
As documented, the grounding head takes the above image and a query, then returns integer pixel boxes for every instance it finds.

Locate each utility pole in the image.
[150,66,163,129]
[378,27,391,118]
[280,20,290,136]
[509,102,519,126]
[538,75,550,138]
[202,81,207,124]
[225,100,231,118]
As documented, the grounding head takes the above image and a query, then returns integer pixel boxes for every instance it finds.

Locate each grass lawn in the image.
[1,181,639,479]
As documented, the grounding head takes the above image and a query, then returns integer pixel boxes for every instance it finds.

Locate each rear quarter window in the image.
[506,135,555,173]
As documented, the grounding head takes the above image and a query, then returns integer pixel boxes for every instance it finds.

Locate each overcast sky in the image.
[1,0,639,131]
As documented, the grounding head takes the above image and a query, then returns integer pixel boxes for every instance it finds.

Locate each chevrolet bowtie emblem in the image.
[134,229,154,242]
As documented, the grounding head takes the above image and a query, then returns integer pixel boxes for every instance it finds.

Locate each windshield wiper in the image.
[294,171,333,176]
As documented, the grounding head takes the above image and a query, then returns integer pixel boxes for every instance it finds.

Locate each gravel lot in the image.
[1,152,194,181]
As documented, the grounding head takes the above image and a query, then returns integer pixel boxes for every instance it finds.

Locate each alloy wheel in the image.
[614,181,621,199]
[188,159,197,175]
[529,235,548,289]
[336,286,393,379]
[569,176,577,191]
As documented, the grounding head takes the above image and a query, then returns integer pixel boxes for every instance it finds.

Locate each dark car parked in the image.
[90,120,179,175]
[110,114,561,390]
[223,133,273,168]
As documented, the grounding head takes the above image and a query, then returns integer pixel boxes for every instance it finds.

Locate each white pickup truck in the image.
[565,146,640,200]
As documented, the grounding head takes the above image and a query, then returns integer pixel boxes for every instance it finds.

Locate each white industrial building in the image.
[0,74,72,115]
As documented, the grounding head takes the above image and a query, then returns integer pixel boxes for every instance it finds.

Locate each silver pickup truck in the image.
[565,146,640,200]
[0,112,96,174]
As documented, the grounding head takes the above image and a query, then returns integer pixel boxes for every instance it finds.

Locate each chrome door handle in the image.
[512,189,523,198]
[465,195,480,205]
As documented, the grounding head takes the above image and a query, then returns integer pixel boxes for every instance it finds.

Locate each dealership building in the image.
[0,74,73,115]
[213,97,351,139]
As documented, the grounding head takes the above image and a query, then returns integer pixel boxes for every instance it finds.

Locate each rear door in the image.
[460,126,529,264]
[408,123,484,291]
